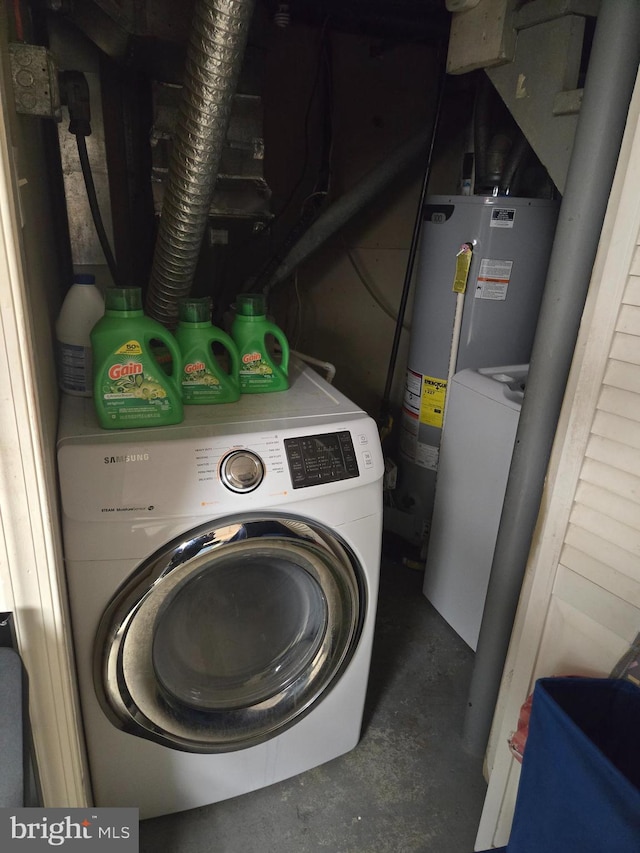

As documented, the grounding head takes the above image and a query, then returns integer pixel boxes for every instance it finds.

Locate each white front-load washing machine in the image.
[57,359,383,819]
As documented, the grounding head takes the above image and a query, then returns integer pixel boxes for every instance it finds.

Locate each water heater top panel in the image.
[422,194,558,221]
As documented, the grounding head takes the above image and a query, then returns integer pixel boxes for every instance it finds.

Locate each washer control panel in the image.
[220,449,265,493]
[58,414,382,530]
[284,431,359,489]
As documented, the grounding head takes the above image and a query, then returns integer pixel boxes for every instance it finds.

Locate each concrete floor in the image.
[140,551,487,853]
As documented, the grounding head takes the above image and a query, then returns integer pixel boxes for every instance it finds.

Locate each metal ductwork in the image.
[146,0,255,328]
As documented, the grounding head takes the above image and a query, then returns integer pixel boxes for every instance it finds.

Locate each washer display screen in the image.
[285,431,359,489]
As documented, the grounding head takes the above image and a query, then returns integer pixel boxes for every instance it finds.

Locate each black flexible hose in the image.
[60,69,122,287]
[75,134,121,287]
[379,51,448,424]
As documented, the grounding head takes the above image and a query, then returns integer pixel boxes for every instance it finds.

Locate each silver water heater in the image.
[395,194,558,546]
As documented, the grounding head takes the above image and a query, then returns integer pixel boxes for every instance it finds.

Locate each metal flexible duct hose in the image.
[146,0,255,328]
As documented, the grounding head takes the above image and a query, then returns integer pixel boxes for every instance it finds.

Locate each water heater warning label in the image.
[416,443,439,471]
[490,207,516,227]
[403,368,422,416]
[475,258,513,300]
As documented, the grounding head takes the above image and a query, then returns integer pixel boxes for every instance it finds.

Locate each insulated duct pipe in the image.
[263,129,430,295]
[463,0,640,757]
[146,0,255,328]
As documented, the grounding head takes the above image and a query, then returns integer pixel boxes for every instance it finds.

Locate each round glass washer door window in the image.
[95,516,366,753]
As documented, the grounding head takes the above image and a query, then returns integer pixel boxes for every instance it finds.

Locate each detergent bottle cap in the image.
[178,296,212,323]
[236,293,266,317]
[73,273,96,285]
[105,287,142,312]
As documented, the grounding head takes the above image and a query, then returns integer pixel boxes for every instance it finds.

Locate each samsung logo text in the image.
[104,453,150,465]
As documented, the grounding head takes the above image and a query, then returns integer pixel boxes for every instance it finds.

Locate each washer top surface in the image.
[58,358,365,446]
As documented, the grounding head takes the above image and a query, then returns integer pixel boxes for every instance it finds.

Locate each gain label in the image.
[181,362,223,402]
[239,353,276,389]
[101,359,174,421]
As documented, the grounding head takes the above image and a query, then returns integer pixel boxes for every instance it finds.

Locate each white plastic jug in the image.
[56,273,104,397]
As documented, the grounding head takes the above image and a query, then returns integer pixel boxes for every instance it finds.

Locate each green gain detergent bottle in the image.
[175,297,240,404]
[91,287,183,429]
[231,293,290,394]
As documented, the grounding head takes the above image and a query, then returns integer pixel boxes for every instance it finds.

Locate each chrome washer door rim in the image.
[95,515,366,753]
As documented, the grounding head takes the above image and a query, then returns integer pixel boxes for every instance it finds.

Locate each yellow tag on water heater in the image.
[453,243,473,294]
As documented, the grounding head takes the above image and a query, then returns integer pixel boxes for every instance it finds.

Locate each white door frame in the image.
[0,57,89,807]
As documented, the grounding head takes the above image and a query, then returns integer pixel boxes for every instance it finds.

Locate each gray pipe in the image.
[463,0,640,756]
[499,133,529,196]
[473,73,492,192]
[146,0,255,328]
[263,129,430,294]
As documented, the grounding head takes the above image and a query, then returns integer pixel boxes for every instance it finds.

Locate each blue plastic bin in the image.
[478,677,640,852]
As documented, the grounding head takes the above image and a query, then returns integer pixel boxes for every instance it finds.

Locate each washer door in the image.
[94,515,366,753]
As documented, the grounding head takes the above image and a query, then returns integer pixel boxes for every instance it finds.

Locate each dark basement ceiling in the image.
[54,0,451,68]
[262,0,451,41]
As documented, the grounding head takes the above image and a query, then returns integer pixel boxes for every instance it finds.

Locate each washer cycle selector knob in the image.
[220,450,265,493]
